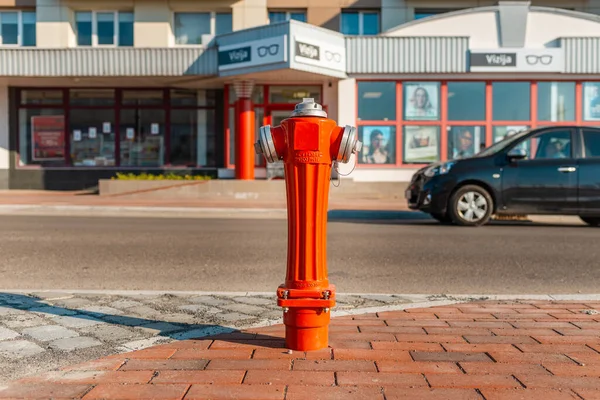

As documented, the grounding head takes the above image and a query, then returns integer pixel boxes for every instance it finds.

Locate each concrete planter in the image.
[98,179,408,200]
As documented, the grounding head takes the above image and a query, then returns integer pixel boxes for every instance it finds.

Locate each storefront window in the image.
[403,82,440,121]
[21,90,63,105]
[358,126,396,164]
[171,89,216,107]
[269,86,320,104]
[120,109,165,167]
[447,126,486,160]
[493,125,530,143]
[357,81,395,121]
[170,109,217,167]
[69,109,116,166]
[18,108,66,166]
[174,13,211,45]
[447,82,485,121]
[70,89,115,106]
[537,82,575,121]
[121,90,164,106]
[229,85,264,105]
[582,82,600,122]
[403,126,440,164]
[492,82,530,121]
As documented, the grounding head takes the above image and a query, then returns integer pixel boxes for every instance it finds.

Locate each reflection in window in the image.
[583,129,600,158]
[69,109,116,166]
[582,82,600,122]
[20,90,63,105]
[0,12,18,45]
[18,109,66,166]
[269,11,306,24]
[448,126,486,160]
[358,81,395,121]
[269,86,320,104]
[403,126,440,164]
[174,13,211,45]
[120,109,165,167]
[447,82,485,121]
[492,82,530,121]
[341,11,379,35]
[493,126,529,144]
[537,82,575,121]
[75,11,133,47]
[70,89,115,106]
[170,109,216,167]
[122,90,164,106]
[520,130,572,160]
[359,126,396,164]
[216,13,232,35]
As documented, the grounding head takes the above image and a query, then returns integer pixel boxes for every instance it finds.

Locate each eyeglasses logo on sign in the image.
[526,55,552,65]
[296,41,320,60]
[258,44,279,58]
[325,50,342,63]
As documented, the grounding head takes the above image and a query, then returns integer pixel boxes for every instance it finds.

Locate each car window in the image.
[513,129,572,160]
[582,129,600,158]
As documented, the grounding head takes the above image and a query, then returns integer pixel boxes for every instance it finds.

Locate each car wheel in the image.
[448,185,493,227]
[430,212,453,225]
[580,216,600,226]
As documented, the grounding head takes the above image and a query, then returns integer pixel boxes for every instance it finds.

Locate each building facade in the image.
[2,0,600,188]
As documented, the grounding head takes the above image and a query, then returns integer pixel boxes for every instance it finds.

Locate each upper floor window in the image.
[75,11,134,47]
[414,8,462,20]
[341,11,379,35]
[0,11,36,46]
[268,10,306,24]
[174,12,232,45]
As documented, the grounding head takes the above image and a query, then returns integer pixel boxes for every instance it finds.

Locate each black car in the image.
[406,126,600,227]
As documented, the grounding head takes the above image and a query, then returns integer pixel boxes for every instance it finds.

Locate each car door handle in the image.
[557,166,577,173]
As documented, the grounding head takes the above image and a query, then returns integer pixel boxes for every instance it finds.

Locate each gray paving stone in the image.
[125,306,161,319]
[0,327,20,341]
[49,336,102,351]
[222,303,267,315]
[0,340,45,359]
[179,304,221,314]
[50,315,105,328]
[78,306,124,316]
[49,297,94,309]
[218,312,253,322]
[22,325,79,342]
[101,315,143,326]
[29,292,74,300]
[188,296,229,307]
[261,310,284,320]
[0,306,28,316]
[80,325,139,342]
[3,297,41,309]
[2,313,47,328]
[232,296,273,306]
[109,299,144,309]
[358,294,405,303]
[136,322,184,335]
[172,326,235,341]
[159,313,197,324]
[118,336,172,352]
[29,306,78,316]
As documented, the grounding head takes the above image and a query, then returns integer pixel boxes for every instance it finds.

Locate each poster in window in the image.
[88,127,97,139]
[449,126,484,159]
[103,122,111,133]
[583,82,600,121]
[360,126,395,164]
[404,82,440,120]
[151,123,159,135]
[31,115,65,161]
[493,125,528,143]
[73,130,82,142]
[126,128,135,140]
[404,126,439,163]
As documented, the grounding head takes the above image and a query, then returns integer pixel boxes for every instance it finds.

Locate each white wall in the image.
[0,86,8,171]
[384,11,499,49]
[525,11,600,47]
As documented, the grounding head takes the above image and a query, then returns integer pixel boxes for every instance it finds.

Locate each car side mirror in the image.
[507,147,527,161]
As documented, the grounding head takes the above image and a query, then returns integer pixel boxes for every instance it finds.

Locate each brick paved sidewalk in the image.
[1,300,600,399]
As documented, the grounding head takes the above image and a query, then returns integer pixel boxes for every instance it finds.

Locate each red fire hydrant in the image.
[254,98,362,351]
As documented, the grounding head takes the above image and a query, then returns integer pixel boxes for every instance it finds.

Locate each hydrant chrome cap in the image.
[290,98,328,118]
[337,125,362,164]
[255,125,279,163]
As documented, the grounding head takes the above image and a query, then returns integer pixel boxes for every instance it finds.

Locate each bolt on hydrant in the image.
[254,98,362,351]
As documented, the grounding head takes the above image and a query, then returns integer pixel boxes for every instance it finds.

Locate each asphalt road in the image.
[0,213,599,294]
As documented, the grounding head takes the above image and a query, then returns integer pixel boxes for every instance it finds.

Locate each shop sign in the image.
[218,36,287,72]
[469,48,564,72]
[293,36,345,73]
[31,115,65,161]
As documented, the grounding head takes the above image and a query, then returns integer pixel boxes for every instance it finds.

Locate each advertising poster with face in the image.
[360,126,395,164]
[493,125,530,153]
[583,82,600,121]
[404,83,440,120]
[404,126,439,163]
[449,126,484,159]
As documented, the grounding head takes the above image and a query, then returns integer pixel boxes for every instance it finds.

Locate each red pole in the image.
[235,98,255,180]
